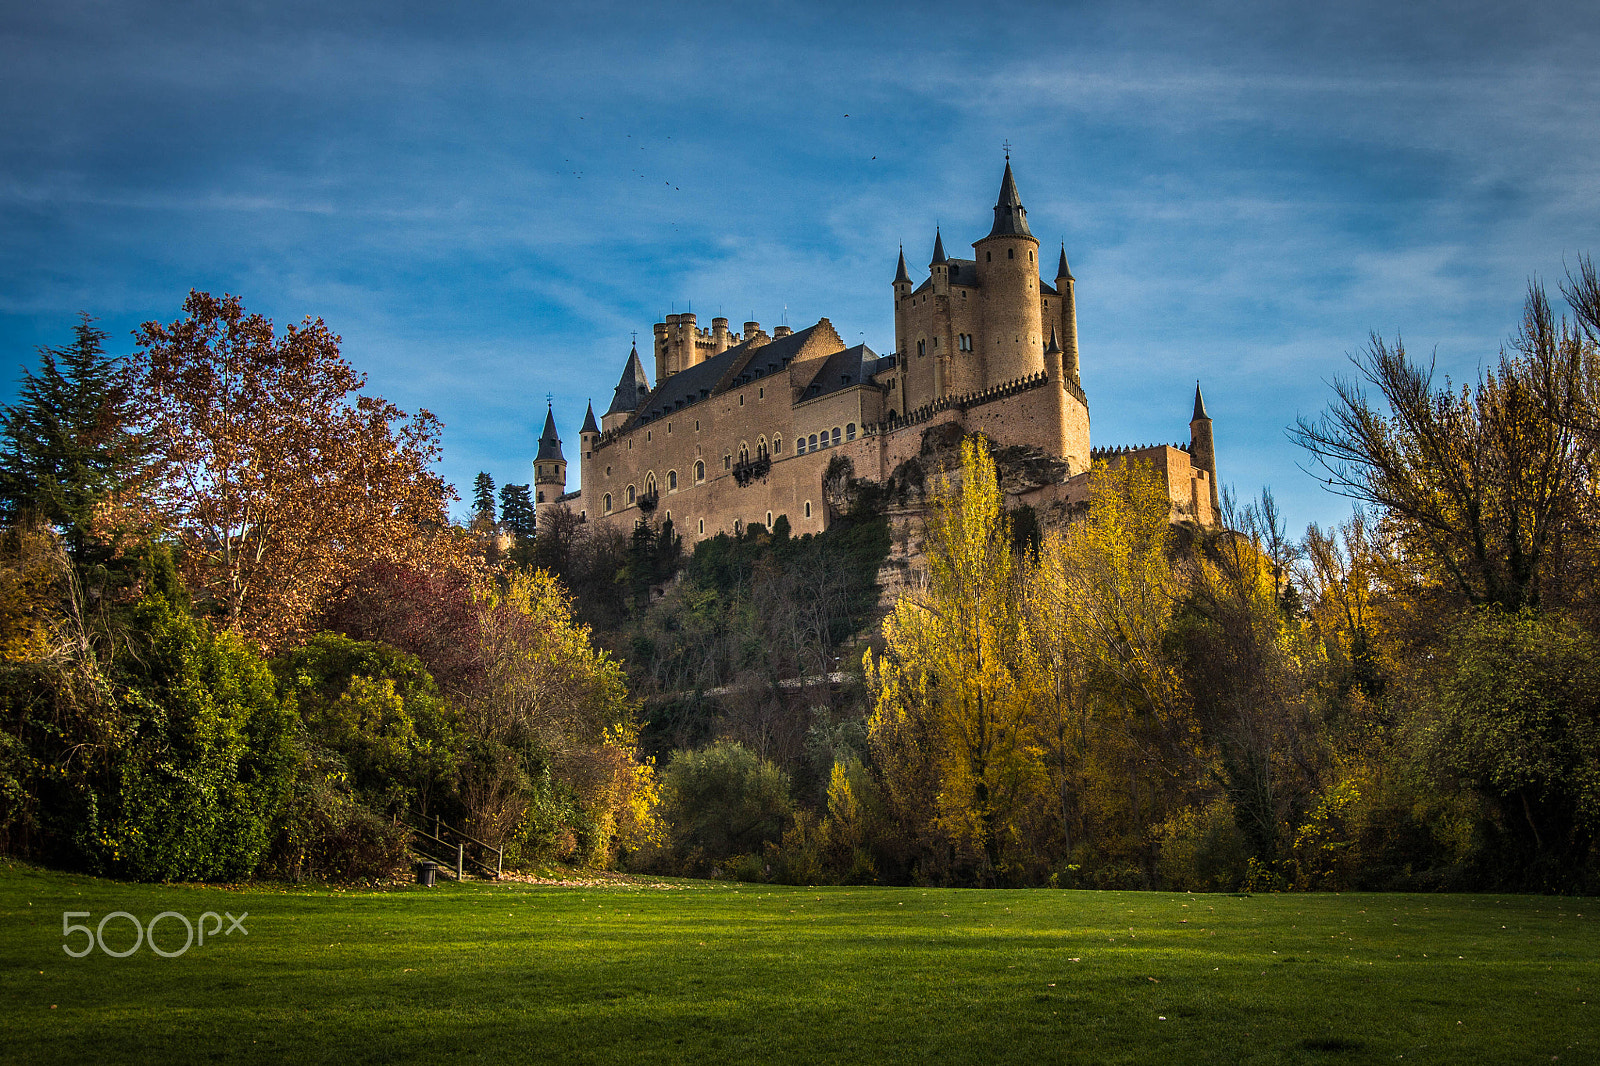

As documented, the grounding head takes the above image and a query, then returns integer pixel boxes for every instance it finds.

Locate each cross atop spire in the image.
[1002,139,1012,160]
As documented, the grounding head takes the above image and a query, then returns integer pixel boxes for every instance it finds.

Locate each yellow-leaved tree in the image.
[865,435,1043,882]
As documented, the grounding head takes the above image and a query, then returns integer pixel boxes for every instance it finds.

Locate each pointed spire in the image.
[1045,326,1062,354]
[605,343,651,417]
[930,228,948,266]
[580,401,599,435]
[1056,243,1073,280]
[1192,382,1211,422]
[986,159,1033,239]
[535,404,565,463]
[894,245,911,284]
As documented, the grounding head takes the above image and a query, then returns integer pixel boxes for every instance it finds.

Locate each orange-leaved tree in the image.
[131,291,449,649]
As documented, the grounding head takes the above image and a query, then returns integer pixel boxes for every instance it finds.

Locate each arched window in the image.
[604,493,612,514]
[766,511,773,527]
[757,435,767,457]
[796,436,806,455]
[1007,248,1014,259]
[738,442,750,464]
[917,339,925,357]
[645,473,657,495]
[809,433,819,450]
[724,454,732,470]
[626,485,636,505]
[605,465,612,477]
[804,501,812,518]
[698,519,705,534]
[694,460,705,483]
[667,470,678,491]
[846,423,856,441]
[773,435,782,455]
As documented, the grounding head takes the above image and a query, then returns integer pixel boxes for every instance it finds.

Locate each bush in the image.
[658,741,791,872]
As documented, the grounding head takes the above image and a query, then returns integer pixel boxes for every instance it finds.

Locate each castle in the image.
[532,160,1220,541]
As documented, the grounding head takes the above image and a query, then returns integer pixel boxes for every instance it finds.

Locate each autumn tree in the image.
[866,436,1041,882]
[1291,279,1597,612]
[130,291,449,648]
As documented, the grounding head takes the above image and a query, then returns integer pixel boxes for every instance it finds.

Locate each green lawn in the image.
[1,861,1595,1065]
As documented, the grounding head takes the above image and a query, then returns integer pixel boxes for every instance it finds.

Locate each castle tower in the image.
[579,401,599,459]
[1190,383,1220,517]
[533,405,567,529]
[603,343,650,433]
[1055,244,1080,382]
[892,245,912,359]
[928,229,951,397]
[974,158,1045,390]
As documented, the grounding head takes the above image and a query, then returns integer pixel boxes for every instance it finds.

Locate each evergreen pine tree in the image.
[499,483,535,542]
[471,471,497,528]
[0,313,143,564]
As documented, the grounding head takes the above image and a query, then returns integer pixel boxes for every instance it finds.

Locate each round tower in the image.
[1055,244,1080,382]
[974,158,1044,389]
[533,404,567,531]
[892,244,913,358]
[1189,384,1220,519]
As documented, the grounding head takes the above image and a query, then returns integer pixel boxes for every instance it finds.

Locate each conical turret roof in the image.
[894,245,911,284]
[1056,243,1073,280]
[1192,383,1211,422]
[1045,326,1062,354]
[604,344,651,418]
[580,401,598,435]
[930,229,948,266]
[986,160,1033,239]
[535,405,565,463]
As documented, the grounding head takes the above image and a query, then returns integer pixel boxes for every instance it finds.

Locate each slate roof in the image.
[629,323,834,426]
[986,160,1033,239]
[535,406,565,463]
[795,344,881,403]
[580,402,599,435]
[1193,383,1211,421]
[605,345,651,418]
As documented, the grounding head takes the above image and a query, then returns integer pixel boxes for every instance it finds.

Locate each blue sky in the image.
[4,0,1599,535]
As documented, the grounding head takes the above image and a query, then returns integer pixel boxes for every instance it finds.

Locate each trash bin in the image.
[416,861,438,887]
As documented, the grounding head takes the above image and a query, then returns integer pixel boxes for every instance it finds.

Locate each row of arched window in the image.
[795,423,856,454]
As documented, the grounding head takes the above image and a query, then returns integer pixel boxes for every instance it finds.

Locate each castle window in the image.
[804,501,812,519]
[645,473,657,495]
[759,387,764,399]
[796,437,805,455]
[604,493,613,514]
[831,427,841,446]
[698,519,705,534]
[606,465,612,477]
[846,423,856,441]
[724,454,732,470]
[917,339,925,357]
[695,420,700,431]
[537,490,545,503]
[986,251,991,262]
[1030,251,1034,262]
[809,433,819,450]
[1008,248,1014,259]
[738,442,750,463]
[667,422,672,433]
[932,336,938,349]
[694,460,705,483]
[766,511,773,527]
[668,470,678,491]
[627,485,636,505]
[773,435,782,454]
[739,395,745,406]
[646,430,652,441]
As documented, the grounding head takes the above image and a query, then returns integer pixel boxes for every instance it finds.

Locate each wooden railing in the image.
[398,814,504,881]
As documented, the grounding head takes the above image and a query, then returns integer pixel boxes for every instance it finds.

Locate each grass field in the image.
[1,861,1595,1065]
